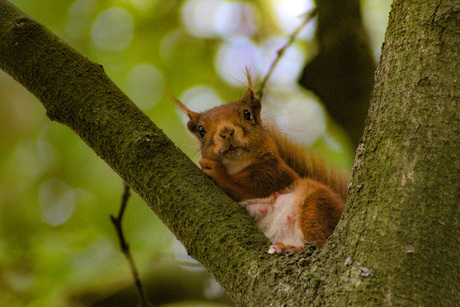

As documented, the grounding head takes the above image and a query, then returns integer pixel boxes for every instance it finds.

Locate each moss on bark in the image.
[320,1,460,305]
[0,0,458,305]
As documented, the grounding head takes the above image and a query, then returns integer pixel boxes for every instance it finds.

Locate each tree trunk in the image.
[316,1,460,304]
[0,0,458,305]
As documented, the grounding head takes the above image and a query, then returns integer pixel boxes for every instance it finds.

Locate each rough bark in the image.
[0,0,458,306]
[318,1,460,305]
[299,0,376,147]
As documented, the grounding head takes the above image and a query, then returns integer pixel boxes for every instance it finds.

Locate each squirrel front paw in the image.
[268,242,304,255]
[199,158,228,181]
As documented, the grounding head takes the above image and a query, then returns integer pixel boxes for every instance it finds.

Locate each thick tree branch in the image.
[1,1,458,305]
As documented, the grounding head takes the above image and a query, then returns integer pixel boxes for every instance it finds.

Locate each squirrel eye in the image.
[243,109,253,121]
[198,125,206,138]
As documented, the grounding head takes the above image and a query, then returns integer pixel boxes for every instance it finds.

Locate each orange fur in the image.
[294,179,344,248]
[269,129,349,201]
[200,155,299,202]
[172,71,349,254]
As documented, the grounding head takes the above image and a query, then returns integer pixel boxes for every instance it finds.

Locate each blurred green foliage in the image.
[0,0,392,305]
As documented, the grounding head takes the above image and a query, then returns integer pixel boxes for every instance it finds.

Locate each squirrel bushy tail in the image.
[268,127,350,201]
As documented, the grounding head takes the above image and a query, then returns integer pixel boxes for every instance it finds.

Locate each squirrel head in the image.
[172,70,274,165]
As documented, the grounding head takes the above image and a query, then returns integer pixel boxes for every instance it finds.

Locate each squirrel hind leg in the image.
[268,242,304,255]
[296,179,345,249]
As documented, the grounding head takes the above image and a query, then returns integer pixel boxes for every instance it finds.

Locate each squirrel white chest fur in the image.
[240,191,304,247]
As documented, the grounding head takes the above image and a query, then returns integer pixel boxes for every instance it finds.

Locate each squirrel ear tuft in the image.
[170,94,199,120]
[245,66,253,90]
[242,68,261,119]
[242,67,257,104]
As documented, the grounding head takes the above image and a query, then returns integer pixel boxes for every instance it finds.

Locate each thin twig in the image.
[257,8,318,100]
[110,182,151,307]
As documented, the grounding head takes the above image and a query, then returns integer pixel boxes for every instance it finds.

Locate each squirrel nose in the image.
[219,127,235,139]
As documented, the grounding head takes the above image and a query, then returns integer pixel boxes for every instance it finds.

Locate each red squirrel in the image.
[173,72,349,254]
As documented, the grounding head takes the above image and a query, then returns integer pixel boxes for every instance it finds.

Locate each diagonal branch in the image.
[257,8,317,100]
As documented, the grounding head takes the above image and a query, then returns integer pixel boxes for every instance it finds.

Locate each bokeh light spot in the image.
[261,38,306,91]
[175,86,223,125]
[91,7,134,51]
[215,37,262,86]
[39,179,76,227]
[271,0,315,38]
[124,64,164,110]
[66,0,97,41]
[264,91,325,145]
[182,0,255,39]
